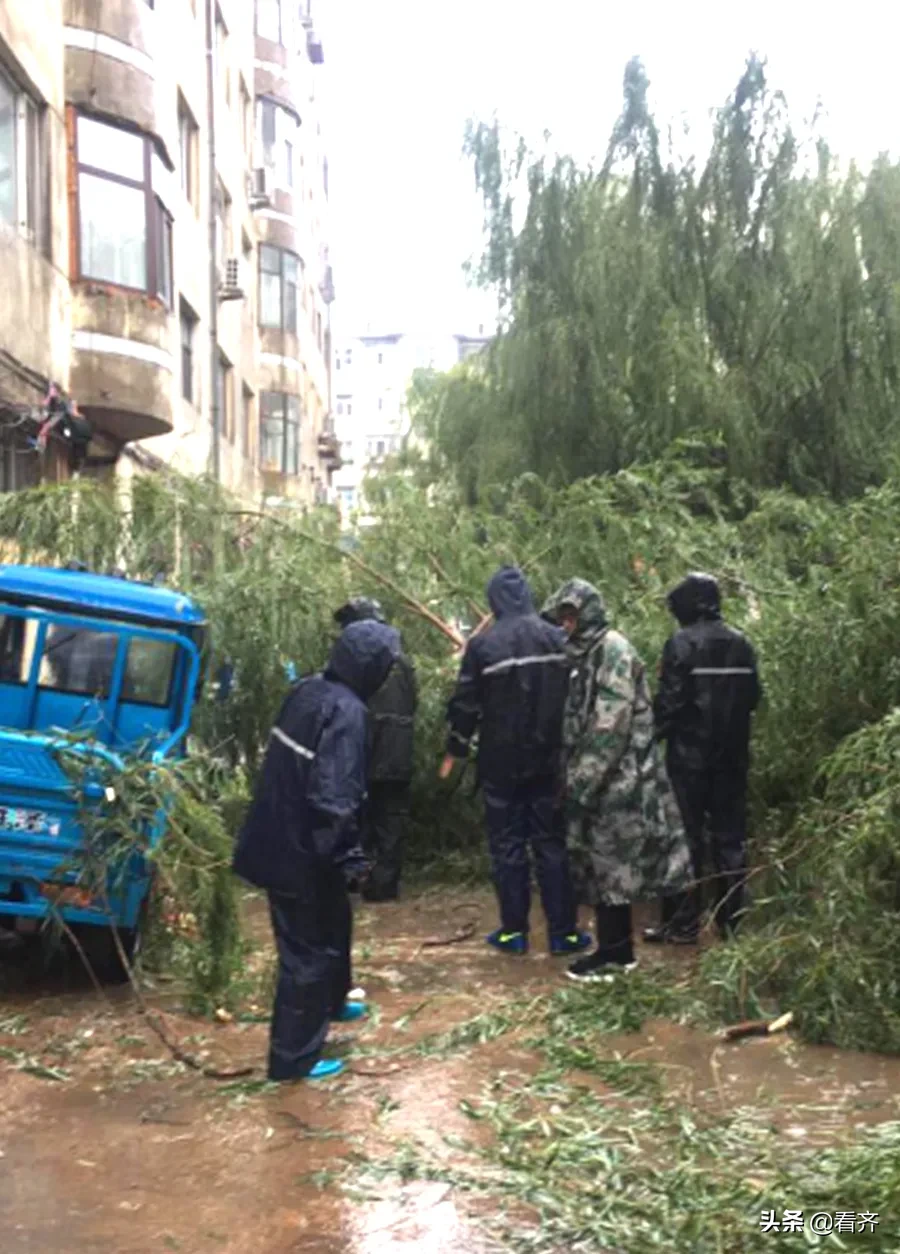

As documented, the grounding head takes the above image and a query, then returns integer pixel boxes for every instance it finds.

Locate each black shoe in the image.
[566,950,638,984]
[642,926,698,946]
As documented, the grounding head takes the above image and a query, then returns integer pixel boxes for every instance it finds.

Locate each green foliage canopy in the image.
[412,56,900,501]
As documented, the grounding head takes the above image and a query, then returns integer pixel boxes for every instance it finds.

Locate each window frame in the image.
[255,0,284,44]
[259,391,301,475]
[214,6,231,106]
[238,78,252,155]
[258,243,301,334]
[217,351,235,444]
[0,63,50,255]
[177,93,199,211]
[180,300,198,404]
[74,112,174,307]
[241,383,254,459]
[256,96,299,190]
[214,176,231,275]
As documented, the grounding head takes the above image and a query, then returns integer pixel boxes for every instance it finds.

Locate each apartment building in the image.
[331,328,490,520]
[0,0,338,505]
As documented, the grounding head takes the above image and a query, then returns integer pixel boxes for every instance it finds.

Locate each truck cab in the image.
[0,566,206,975]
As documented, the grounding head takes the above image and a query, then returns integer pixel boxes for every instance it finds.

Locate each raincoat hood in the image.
[667,573,721,626]
[333,596,386,627]
[325,620,400,700]
[542,579,608,654]
[486,566,534,618]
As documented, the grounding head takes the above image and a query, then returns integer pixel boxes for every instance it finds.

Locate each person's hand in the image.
[337,847,371,892]
[438,754,457,780]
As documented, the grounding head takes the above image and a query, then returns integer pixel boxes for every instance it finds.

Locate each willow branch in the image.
[221,511,465,647]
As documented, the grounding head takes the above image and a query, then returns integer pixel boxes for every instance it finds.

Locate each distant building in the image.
[331,327,490,521]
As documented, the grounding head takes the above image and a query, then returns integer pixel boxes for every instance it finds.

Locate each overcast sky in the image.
[316,0,900,339]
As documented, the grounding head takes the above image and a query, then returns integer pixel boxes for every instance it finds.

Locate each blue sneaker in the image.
[307,1059,345,1080]
[549,930,593,956]
[333,1001,368,1023]
[486,929,528,955]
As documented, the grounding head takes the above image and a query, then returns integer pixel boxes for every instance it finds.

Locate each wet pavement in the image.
[1,888,899,1252]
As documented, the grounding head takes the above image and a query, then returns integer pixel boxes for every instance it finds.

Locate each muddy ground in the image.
[1,888,899,1253]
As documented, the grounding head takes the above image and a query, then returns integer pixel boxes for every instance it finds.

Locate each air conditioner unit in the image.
[218,257,244,302]
[248,166,272,209]
[307,30,324,64]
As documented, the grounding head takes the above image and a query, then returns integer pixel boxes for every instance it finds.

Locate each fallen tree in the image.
[2,452,899,1049]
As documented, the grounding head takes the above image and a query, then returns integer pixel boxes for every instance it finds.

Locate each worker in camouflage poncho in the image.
[542,579,692,982]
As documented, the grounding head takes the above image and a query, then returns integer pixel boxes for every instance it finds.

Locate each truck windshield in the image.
[0,614,179,708]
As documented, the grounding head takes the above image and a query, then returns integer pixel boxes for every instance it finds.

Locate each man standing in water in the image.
[333,597,417,902]
[647,572,761,942]
[543,579,692,981]
[441,565,590,957]
[233,619,400,1081]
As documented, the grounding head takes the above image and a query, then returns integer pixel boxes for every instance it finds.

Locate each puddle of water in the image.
[3,887,900,1254]
[343,1182,493,1254]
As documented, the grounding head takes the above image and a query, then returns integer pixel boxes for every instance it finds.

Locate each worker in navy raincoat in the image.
[232,619,400,1082]
[333,597,418,901]
[649,572,761,942]
[441,566,590,957]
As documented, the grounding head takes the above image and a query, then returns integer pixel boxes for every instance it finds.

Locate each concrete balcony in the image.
[69,285,173,442]
[317,421,342,471]
[64,0,162,144]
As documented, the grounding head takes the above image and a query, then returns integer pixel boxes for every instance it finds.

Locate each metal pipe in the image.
[205,0,220,482]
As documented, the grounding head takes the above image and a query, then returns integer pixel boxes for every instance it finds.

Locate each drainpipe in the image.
[206,0,220,482]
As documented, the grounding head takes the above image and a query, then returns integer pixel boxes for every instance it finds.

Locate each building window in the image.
[256,0,284,42]
[154,202,173,305]
[76,114,174,305]
[241,383,254,457]
[0,65,50,254]
[257,98,299,190]
[260,392,300,474]
[259,244,299,333]
[214,7,230,105]
[215,178,231,273]
[239,79,252,155]
[177,94,198,210]
[180,301,197,403]
[216,352,234,442]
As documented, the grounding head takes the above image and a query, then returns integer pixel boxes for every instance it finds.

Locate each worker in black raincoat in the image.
[440,565,590,957]
[232,619,400,1082]
[334,597,418,902]
[648,572,761,942]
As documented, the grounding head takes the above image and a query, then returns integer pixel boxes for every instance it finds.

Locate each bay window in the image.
[257,97,299,189]
[260,392,300,474]
[256,0,283,43]
[259,244,299,333]
[76,114,173,306]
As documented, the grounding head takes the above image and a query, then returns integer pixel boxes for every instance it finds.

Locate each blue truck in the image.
[0,565,206,977]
